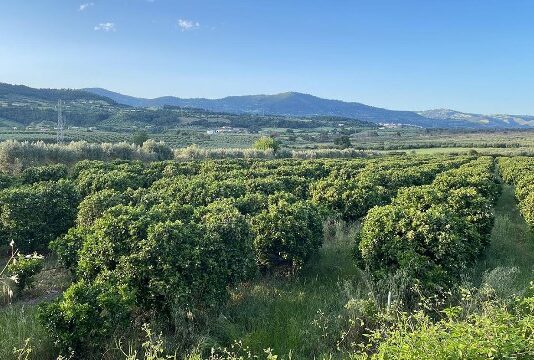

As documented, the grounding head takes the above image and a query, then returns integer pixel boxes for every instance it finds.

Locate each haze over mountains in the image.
[85,88,534,129]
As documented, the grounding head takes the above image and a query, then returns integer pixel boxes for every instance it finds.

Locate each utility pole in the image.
[57,100,65,144]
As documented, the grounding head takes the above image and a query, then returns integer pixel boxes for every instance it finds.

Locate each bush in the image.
[38,278,134,355]
[42,201,256,354]
[0,180,79,252]
[356,287,534,359]
[358,204,480,290]
[7,253,44,293]
[21,164,68,184]
[50,226,91,273]
[0,173,16,189]
[76,189,127,226]
[253,136,280,152]
[251,198,323,271]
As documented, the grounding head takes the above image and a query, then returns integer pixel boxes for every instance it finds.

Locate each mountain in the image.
[0,83,120,127]
[0,83,116,104]
[0,82,375,130]
[2,83,532,129]
[84,88,534,128]
[419,109,534,127]
[85,89,436,127]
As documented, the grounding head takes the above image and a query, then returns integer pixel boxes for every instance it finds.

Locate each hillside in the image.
[419,109,534,127]
[85,88,534,128]
[0,83,120,127]
[0,83,375,130]
[86,88,438,127]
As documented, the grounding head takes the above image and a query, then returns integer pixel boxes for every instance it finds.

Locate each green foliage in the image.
[74,162,148,197]
[49,226,91,273]
[76,188,127,226]
[0,173,16,189]
[356,287,534,359]
[133,130,150,146]
[38,278,135,355]
[334,135,352,149]
[0,180,79,252]
[21,164,68,184]
[142,139,173,160]
[253,136,280,152]
[7,253,44,293]
[499,156,534,230]
[16,154,520,357]
[42,199,255,355]
[358,204,479,289]
[251,197,323,271]
[356,158,498,292]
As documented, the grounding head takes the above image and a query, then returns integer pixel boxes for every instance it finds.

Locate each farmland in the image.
[0,152,532,359]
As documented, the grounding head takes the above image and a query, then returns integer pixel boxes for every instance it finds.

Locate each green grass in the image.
[0,305,55,360]
[212,221,362,358]
[473,183,534,294]
[0,254,69,360]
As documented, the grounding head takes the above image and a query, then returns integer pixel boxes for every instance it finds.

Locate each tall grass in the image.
[0,305,55,360]
[473,183,534,294]
[207,221,367,358]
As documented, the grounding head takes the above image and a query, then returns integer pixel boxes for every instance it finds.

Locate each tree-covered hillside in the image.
[0,83,376,130]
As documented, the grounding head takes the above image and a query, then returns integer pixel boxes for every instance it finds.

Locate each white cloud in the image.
[79,2,94,11]
[94,22,116,32]
[177,19,200,31]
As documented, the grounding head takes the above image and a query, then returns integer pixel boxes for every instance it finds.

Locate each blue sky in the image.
[1,0,534,114]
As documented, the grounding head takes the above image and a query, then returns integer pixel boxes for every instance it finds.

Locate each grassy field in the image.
[473,183,534,293]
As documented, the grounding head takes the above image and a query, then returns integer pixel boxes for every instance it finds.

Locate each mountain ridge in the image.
[84,87,534,128]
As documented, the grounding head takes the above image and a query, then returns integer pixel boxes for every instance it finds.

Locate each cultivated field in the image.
[0,151,533,359]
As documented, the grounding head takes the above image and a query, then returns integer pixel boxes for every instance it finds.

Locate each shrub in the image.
[358,204,480,291]
[38,278,134,355]
[74,167,147,197]
[311,179,388,221]
[356,287,534,359]
[7,253,44,293]
[76,189,127,226]
[251,199,323,271]
[0,180,79,252]
[0,173,16,189]
[253,136,280,152]
[21,164,68,184]
[42,201,256,354]
[49,226,91,273]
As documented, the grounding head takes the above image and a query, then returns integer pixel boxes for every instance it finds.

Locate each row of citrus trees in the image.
[355,157,500,296]
[499,156,534,228]
[0,155,469,356]
[351,157,534,359]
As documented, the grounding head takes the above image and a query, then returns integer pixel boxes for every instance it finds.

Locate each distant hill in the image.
[0,83,116,104]
[418,109,534,127]
[86,88,438,127]
[1,83,532,128]
[84,88,534,128]
[0,82,375,130]
[0,83,119,127]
